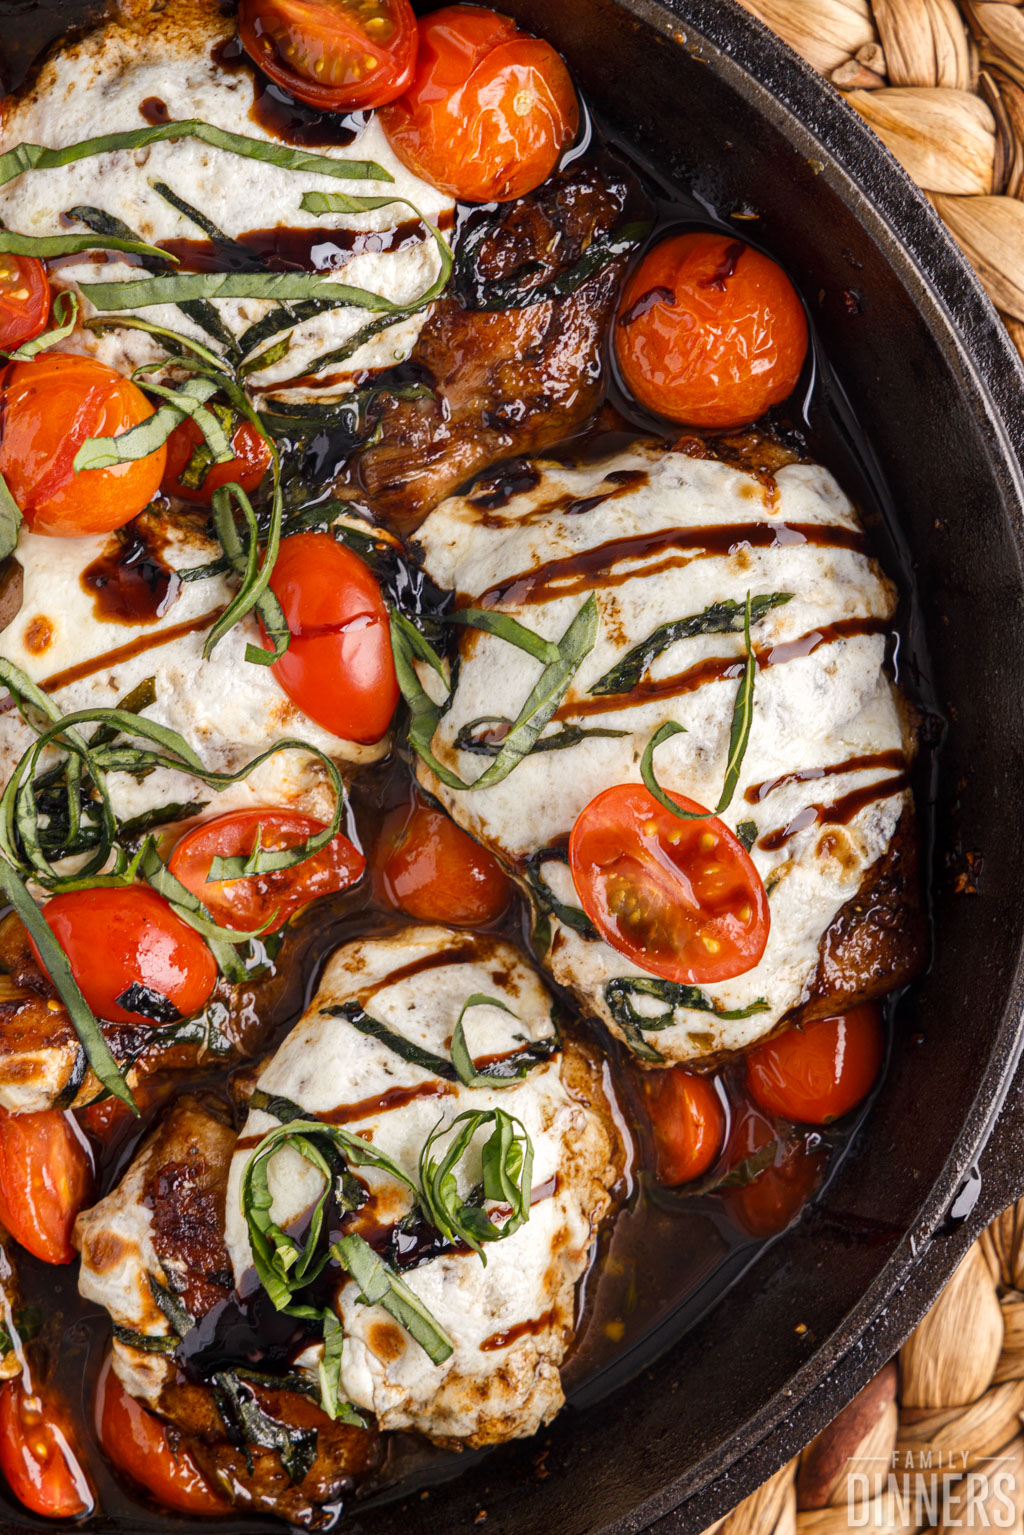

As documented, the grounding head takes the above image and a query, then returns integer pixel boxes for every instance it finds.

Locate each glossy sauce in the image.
[159,220,427,275]
[746,748,906,803]
[480,1308,557,1352]
[757,772,911,850]
[81,522,179,625]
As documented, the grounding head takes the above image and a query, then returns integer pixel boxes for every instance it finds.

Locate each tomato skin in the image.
[265,532,398,745]
[643,1067,725,1185]
[0,1107,93,1265]
[745,1004,883,1125]
[569,785,770,985]
[161,415,271,504]
[239,0,418,110]
[0,257,50,352]
[373,801,511,925]
[0,1379,93,1519]
[724,1101,825,1239]
[168,808,365,932]
[615,231,809,429]
[380,5,578,203]
[29,887,217,1025]
[0,355,166,537]
[96,1356,229,1516]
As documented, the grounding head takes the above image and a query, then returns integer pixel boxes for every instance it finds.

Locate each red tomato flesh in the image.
[168,808,365,932]
[724,1101,825,1239]
[161,414,271,504]
[239,0,418,110]
[29,886,217,1025]
[643,1066,724,1185]
[615,231,809,429]
[0,256,50,353]
[569,785,769,985]
[373,800,511,926]
[0,354,166,537]
[745,1004,884,1125]
[0,1107,93,1265]
[96,1356,229,1516]
[265,532,398,744]
[380,4,578,202]
[0,1378,92,1519]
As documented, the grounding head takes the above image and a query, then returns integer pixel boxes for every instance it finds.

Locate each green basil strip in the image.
[85,313,228,370]
[0,121,391,190]
[736,820,758,852]
[323,1002,458,1082]
[213,1369,321,1478]
[72,375,228,472]
[80,270,408,313]
[419,1109,534,1261]
[605,975,769,1063]
[0,228,174,263]
[453,716,627,757]
[590,592,792,696]
[112,1323,178,1354]
[524,853,599,940]
[0,860,135,1110]
[449,609,561,666]
[300,188,453,310]
[1,289,79,361]
[149,1274,193,1339]
[205,477,290,667]
[451,995,528,1089]
[0,474,22,564]
[333,1233,454,1365]
[639,593,757,822]
[453,218,651,312]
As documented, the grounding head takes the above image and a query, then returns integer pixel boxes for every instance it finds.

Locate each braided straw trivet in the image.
[694,5,1024,1529]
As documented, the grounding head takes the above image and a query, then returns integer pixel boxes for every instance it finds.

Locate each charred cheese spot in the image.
[22,615,54,654]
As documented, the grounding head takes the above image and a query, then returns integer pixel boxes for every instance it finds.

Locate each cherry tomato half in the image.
[0,355,166,537]
[265,532,398,744]
[380,5,578,203]
[168,808,365,933]
[239,0,418,110]
[373,800,511,925]
[0,1107,93,1265]
[643,1066,725,1185]
[161,414,271,505]
[745,1004,884,1125]
[615,231,809,429]
[29,887,217,1026]
[0,257,50,353]
[724,1101,825,1239]
[569,785,769,985]
[0,1378,93,1520]
[96,1357,229,1516]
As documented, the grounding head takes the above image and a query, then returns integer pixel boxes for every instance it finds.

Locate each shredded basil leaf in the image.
[589,592,792,696]
[333,1234,453,1365]
[450,994,555,1088]
[1,289,79,361]
[72,375,229,471]
[736,820,758,852]
[112,1323,178,1354]
[452,218,651,312]
[324,1001,458,1081]
[419,1109,533,1261]
[605,976,770,1062]
[0,227,174,262]
[80,269,411,312]
[114,982,182,1025]
[453,715,627,757]
[0,474,22,563]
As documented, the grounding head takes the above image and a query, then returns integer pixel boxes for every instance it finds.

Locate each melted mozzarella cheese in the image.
[0,0,453,399]
[224,927,618,1446]
[412,443,911,1065]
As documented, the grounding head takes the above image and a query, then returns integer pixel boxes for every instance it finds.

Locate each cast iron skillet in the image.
[2,2,1024,1532]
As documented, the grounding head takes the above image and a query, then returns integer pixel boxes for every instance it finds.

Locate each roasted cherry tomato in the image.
[745,1004,884,1125]
[239,0,417,110]
[569,785,769,985]
[373,800,511,925]
[724,1101,825,1239]
[265,532,398,744]
[29,887,217,1026]
[380,5,578,202]
[615,231,809,429]
[168,808,365,933]
[0,256,50,353]
[96,1356,229,1516]
[643,1066,725,1185]
[0,1378,93,1519]
[161,414,271,504]
[0,1107,92,1265]
[0,355,166,537]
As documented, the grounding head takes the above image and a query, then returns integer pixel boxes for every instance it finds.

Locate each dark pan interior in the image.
[2,2,1024,1532]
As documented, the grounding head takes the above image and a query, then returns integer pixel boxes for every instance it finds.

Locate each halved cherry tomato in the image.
[643,1066,725,1185]
[239,0,418,110]
[373,800,511,925]
[0,1378,93,1519]
[29,887,217,1026]
[96,1356,229,1516]
[724,1101,825,1239]
[380,5,578,202]
[0,1107,93,1265]
[569,785,769,985]
[0,355,166,537]
[745,1004,884,1125]
[265,532,398,744]
[161,414,271,504]
[0,257,50,353]
[615,231,809,429]
[168,808,365,932]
